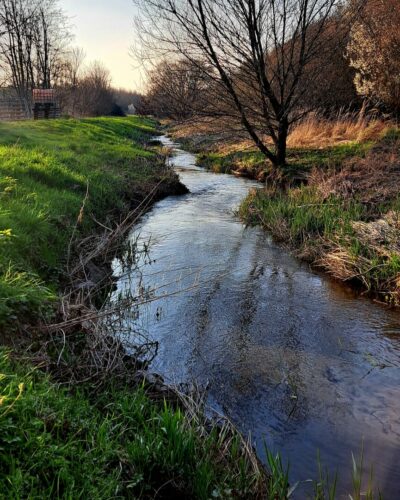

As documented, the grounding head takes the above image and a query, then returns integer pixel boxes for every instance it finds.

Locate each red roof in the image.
[32,89,56,103]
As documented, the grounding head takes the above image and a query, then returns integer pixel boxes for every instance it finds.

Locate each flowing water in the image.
[113,136,400,497]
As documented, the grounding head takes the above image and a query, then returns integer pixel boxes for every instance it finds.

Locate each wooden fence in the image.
[0,90,27,121]
[0,88,61,121]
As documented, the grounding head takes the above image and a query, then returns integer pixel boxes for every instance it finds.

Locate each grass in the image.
[197,141,372,180]
[286,111,387,148]
[239,185,366,245]
[171,115,400,303]
[239,128,400,304]
[0,116,179,329]
[0,349,266,499]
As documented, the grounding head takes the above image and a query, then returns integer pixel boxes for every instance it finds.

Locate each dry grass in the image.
[169,109,390,156]
[287,110,389,148]
[168,116,248,151]
[309,135,400,303]
[309,133,400,205]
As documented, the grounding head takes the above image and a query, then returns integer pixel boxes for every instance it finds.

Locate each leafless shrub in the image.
[144,58,208,120]
[348,0,400,113]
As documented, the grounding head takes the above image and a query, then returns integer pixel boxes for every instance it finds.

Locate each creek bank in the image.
[0,116,268,498]
[0,116,186,335]
[169,122,400,305]
[240,131,400,306]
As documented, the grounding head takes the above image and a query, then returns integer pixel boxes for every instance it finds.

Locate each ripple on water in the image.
[112,136,400,498]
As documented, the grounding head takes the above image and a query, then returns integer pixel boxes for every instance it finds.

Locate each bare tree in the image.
[134,0,364,169]
[76,61,114,117]
[32,0,71,89]
[55,46,85,115]
[145,58,207,119]
[65,46,85,88]
[0,0,70,116]
[0,0,35,115]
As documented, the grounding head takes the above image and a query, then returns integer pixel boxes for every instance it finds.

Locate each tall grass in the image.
[287,110,388,148]
[239,186,366,246]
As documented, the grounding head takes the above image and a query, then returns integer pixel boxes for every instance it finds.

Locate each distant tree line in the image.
[0,0,141,118]
[136,0,399,170]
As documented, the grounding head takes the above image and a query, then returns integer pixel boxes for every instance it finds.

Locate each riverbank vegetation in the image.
[240,126,400,305]
[170,114,400,306]
[0,349,267,498]
[0,116,182,331]
[1,0,399,495]
[0,116,271,498]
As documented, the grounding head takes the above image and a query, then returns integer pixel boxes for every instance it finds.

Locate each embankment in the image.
[0,116,187,332]
[240,131,400,305]
[0,117,267,498]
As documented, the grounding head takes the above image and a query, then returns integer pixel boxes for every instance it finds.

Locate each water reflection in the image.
[113,136,400,497]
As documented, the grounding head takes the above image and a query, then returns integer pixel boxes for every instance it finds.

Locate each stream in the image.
[113,136,400,497]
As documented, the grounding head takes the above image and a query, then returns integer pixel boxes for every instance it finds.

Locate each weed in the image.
[0,349,266,498]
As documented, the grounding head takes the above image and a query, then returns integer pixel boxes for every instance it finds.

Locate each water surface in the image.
[113,136,400,497]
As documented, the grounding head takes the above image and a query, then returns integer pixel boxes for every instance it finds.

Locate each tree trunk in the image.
[276,118,288,167]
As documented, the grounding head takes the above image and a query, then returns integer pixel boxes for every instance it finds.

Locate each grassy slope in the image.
[0,117,177,328]
[0,117,267,499]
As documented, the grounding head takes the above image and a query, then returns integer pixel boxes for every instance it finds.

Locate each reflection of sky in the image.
[60,0,144,89]
[111,136,400,497]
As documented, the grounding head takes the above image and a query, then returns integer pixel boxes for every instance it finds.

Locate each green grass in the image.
[239,186,366,244]
[0,116,176,327]
[197,149,265,175]
[0,349,265,499]
[240,183,400,303]
[197,142,372,179]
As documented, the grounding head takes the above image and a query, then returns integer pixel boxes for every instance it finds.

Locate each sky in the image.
[61,0,144,91]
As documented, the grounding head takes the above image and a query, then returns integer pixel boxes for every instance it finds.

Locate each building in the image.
[32,89,60,119]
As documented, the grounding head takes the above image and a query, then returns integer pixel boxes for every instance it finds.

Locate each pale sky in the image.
[61,0,144,91]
